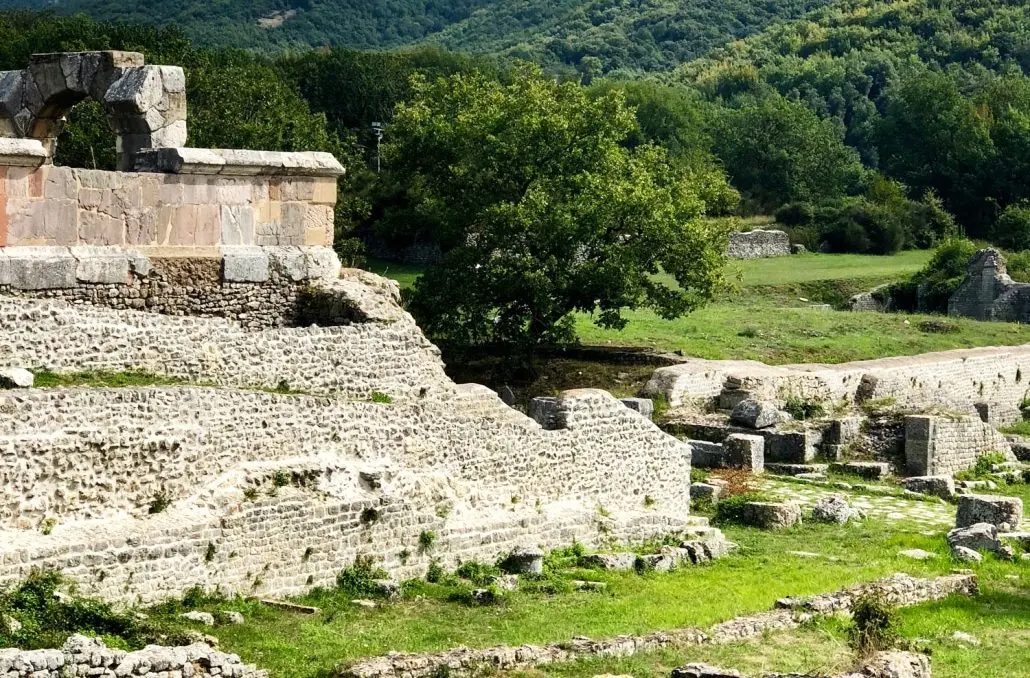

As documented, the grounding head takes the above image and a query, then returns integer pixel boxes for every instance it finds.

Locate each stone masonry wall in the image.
[726,230,791,259]
[0,165,338,250]
[948,248,1030,323]
[904,414,1016,476]
[648,344,1030,425]
[0,272,449,399]
[0,384,699,603]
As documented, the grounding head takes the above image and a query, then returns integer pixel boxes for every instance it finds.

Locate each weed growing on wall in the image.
[148,490,172,515]
[336,556,389,597]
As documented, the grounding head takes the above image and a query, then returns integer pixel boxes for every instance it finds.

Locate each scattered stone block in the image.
[0,368,33,388]
[740,501,802,530]
[795,472,828,481]
[955,494,1024,529]
[490,575,519,591]
[729,399,782,429]
[572,580,607,592]
[579,553,637,571]
[372,579,400,598]
[723,433,764,473]
[830,461,890,480]
[902,475,956,500]
[764,463,828,477]
[860,651,932,678]
[811,494,859,525]
[471,588,500,604]
[218,610,245,625]
[620,397,654,420]
[500,547,544,575]
[671,664,742,678]
[1001,531,1030,549]
[691,441,726,469]
[951,545,983,563]
[947,523,1011,559]
[179,611,215,626]
[529,397,560,430]
[258,599,320,614]
[691,482,722,503]
[952,631,980,646]
[351,599,377,609]
[898,549,937,561]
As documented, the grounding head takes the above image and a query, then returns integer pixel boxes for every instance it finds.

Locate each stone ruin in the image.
[726,229,794,259]
[0,52,730,605]
[947,247,1030,322]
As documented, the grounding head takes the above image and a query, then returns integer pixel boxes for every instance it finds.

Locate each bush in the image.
[455,561,501,586]
[848,593,900,656]
[775,202,815,226]
[713,491,770,526]
[336,555,389,597]
[955,451,1009,481]
[992,203,1030,251]
[821,210,871,253]
[902,237,978,313]
[783,395,826,421]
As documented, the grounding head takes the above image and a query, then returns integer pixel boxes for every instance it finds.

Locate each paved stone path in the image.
[761,481,956,528]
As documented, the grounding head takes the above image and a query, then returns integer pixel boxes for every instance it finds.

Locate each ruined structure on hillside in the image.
[0,52,724,604]
[948,248,1030,322]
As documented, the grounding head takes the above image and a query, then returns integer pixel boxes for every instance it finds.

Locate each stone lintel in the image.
[134,147,346,178]
[0,138,49,167]
[29,51,145,69]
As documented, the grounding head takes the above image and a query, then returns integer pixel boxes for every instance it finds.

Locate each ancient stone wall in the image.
[0,635,264,678]
[0,271,447,398]
[0,383,700,603]
[904,414,1015,476]
[726,229,791,259]
[949,248,1030,322]
[647,345,1030,425]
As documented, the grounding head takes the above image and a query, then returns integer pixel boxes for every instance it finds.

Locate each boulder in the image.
[730,399,782,429]
[0,368,33,389]
[218,610,245,625]
[500,547,544,575]
[811,494,859,525]
[179,611,215,627]
[858,651,932,678]
[372,579,401,598]
[947,522,1006,556]
[740,501,802,530]
[490,574,519,591]
[955,494,1023,529]
[902,475,956,500]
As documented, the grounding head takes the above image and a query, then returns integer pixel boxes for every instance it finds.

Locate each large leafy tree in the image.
[388,65,728,353]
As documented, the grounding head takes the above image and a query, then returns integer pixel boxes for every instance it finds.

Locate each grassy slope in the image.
[182,519,1026,678]
[370,250,1030,365]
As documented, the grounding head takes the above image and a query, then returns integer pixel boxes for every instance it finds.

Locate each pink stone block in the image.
[0,167,7,247]
[5,199,43,244]
[281,179,316,202]
[194,204,220,246]
[214,178,252,205]
[42,199,77,244]
[43,166,77,200]
[164,205,197,246]
[125,209,158,246]
[79,209,124,245]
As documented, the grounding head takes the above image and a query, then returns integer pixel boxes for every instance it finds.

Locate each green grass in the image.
[726,250,932,287]
[30,370,192,389]
[365,257,425,290]
[1000,420,1030,437]
[177,520,1022,678]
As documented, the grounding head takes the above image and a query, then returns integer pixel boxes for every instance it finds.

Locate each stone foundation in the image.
[726,229,791,259]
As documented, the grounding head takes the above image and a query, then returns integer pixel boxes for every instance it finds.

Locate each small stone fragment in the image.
[898,549,937,561]
[730,399,782,429]
[500,547,544,575]
[179,611,215,627]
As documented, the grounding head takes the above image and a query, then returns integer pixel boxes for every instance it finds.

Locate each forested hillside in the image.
[0,0,839,73]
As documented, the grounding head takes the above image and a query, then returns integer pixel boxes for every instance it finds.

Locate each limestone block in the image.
[529,397,561,430]
[579,553,637,571]
[691,482,722,503]
[740,501,802,530]
[179,611,215,626]
[266,246,306,281]
[825,417,863,445]
[70,246,130,283]
[302,246,342,280]
[829,461,890,480]
[222,247,270,283]
[0,368,33,388]
[124,249,152,277]
[811,494,859,525]
[0,138,47,167]
[858,651,931,678]
[901,476,956,500]
[951,545,982,562]
[620,397,654,420]
[724,433,764,473]
[730,398,781,429]
[218,611,245,625]
[671,664,742,678]
[221,205,256,246]
[947,523,1005,555]
[691,441,726,469]
[4,246,76,289]
[955,494,1023,529]
[500,547,544,575]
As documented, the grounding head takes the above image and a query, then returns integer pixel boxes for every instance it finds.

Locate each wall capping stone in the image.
[134,147,345,177]
[0,138,48,167]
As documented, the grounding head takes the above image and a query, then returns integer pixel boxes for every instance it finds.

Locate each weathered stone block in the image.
[729,398,782,429]
[500,547,544,575]
[811,494,859,525]
[690,482,722,503]
[740,501,802,530]
[829,461,890,480]
[955,494,1023,529]
[529,397,561,430]
[723,433,764,473]
[691,441,726,469]
[222,247,270,283]
[947,522,1004,555]
[579,553,637,571]
[70,246,129,284]
[5,247,76,289]
[901,475,956,500]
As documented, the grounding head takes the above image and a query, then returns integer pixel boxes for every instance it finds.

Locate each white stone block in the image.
[222,247,269,283]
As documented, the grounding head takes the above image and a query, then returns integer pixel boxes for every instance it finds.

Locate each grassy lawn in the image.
[177,520,1027,678]
[366,250,1030,365]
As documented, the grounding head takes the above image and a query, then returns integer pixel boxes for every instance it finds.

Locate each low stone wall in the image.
[647,345,1030,425]
[904,414,1015,476]
[726,229,791,259]
[0,635,264,678]
[0,272,449,398]
[0,245,343,328]
[0,383,702,602]
[341,573,974,678]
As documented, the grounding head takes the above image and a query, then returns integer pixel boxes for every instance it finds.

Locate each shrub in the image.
[992,203,1030,251]
[955,451,1009,481]
[822,211,871,253]
[336,555,389,597]
[713,491,770,526]
[418,530,437,552]
[455,561,501,586]
[906,237,978,313]
[775,202,815,226]
[848,593,900,657]
[425,559,445,583]
[783,395,825,421]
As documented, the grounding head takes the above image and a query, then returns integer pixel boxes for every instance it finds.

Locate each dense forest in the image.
[0,0,839,73]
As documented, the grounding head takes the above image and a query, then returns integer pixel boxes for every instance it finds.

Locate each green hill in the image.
[0,0,839,72]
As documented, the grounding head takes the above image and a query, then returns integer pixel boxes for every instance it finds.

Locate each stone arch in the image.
[0,51,187,171]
